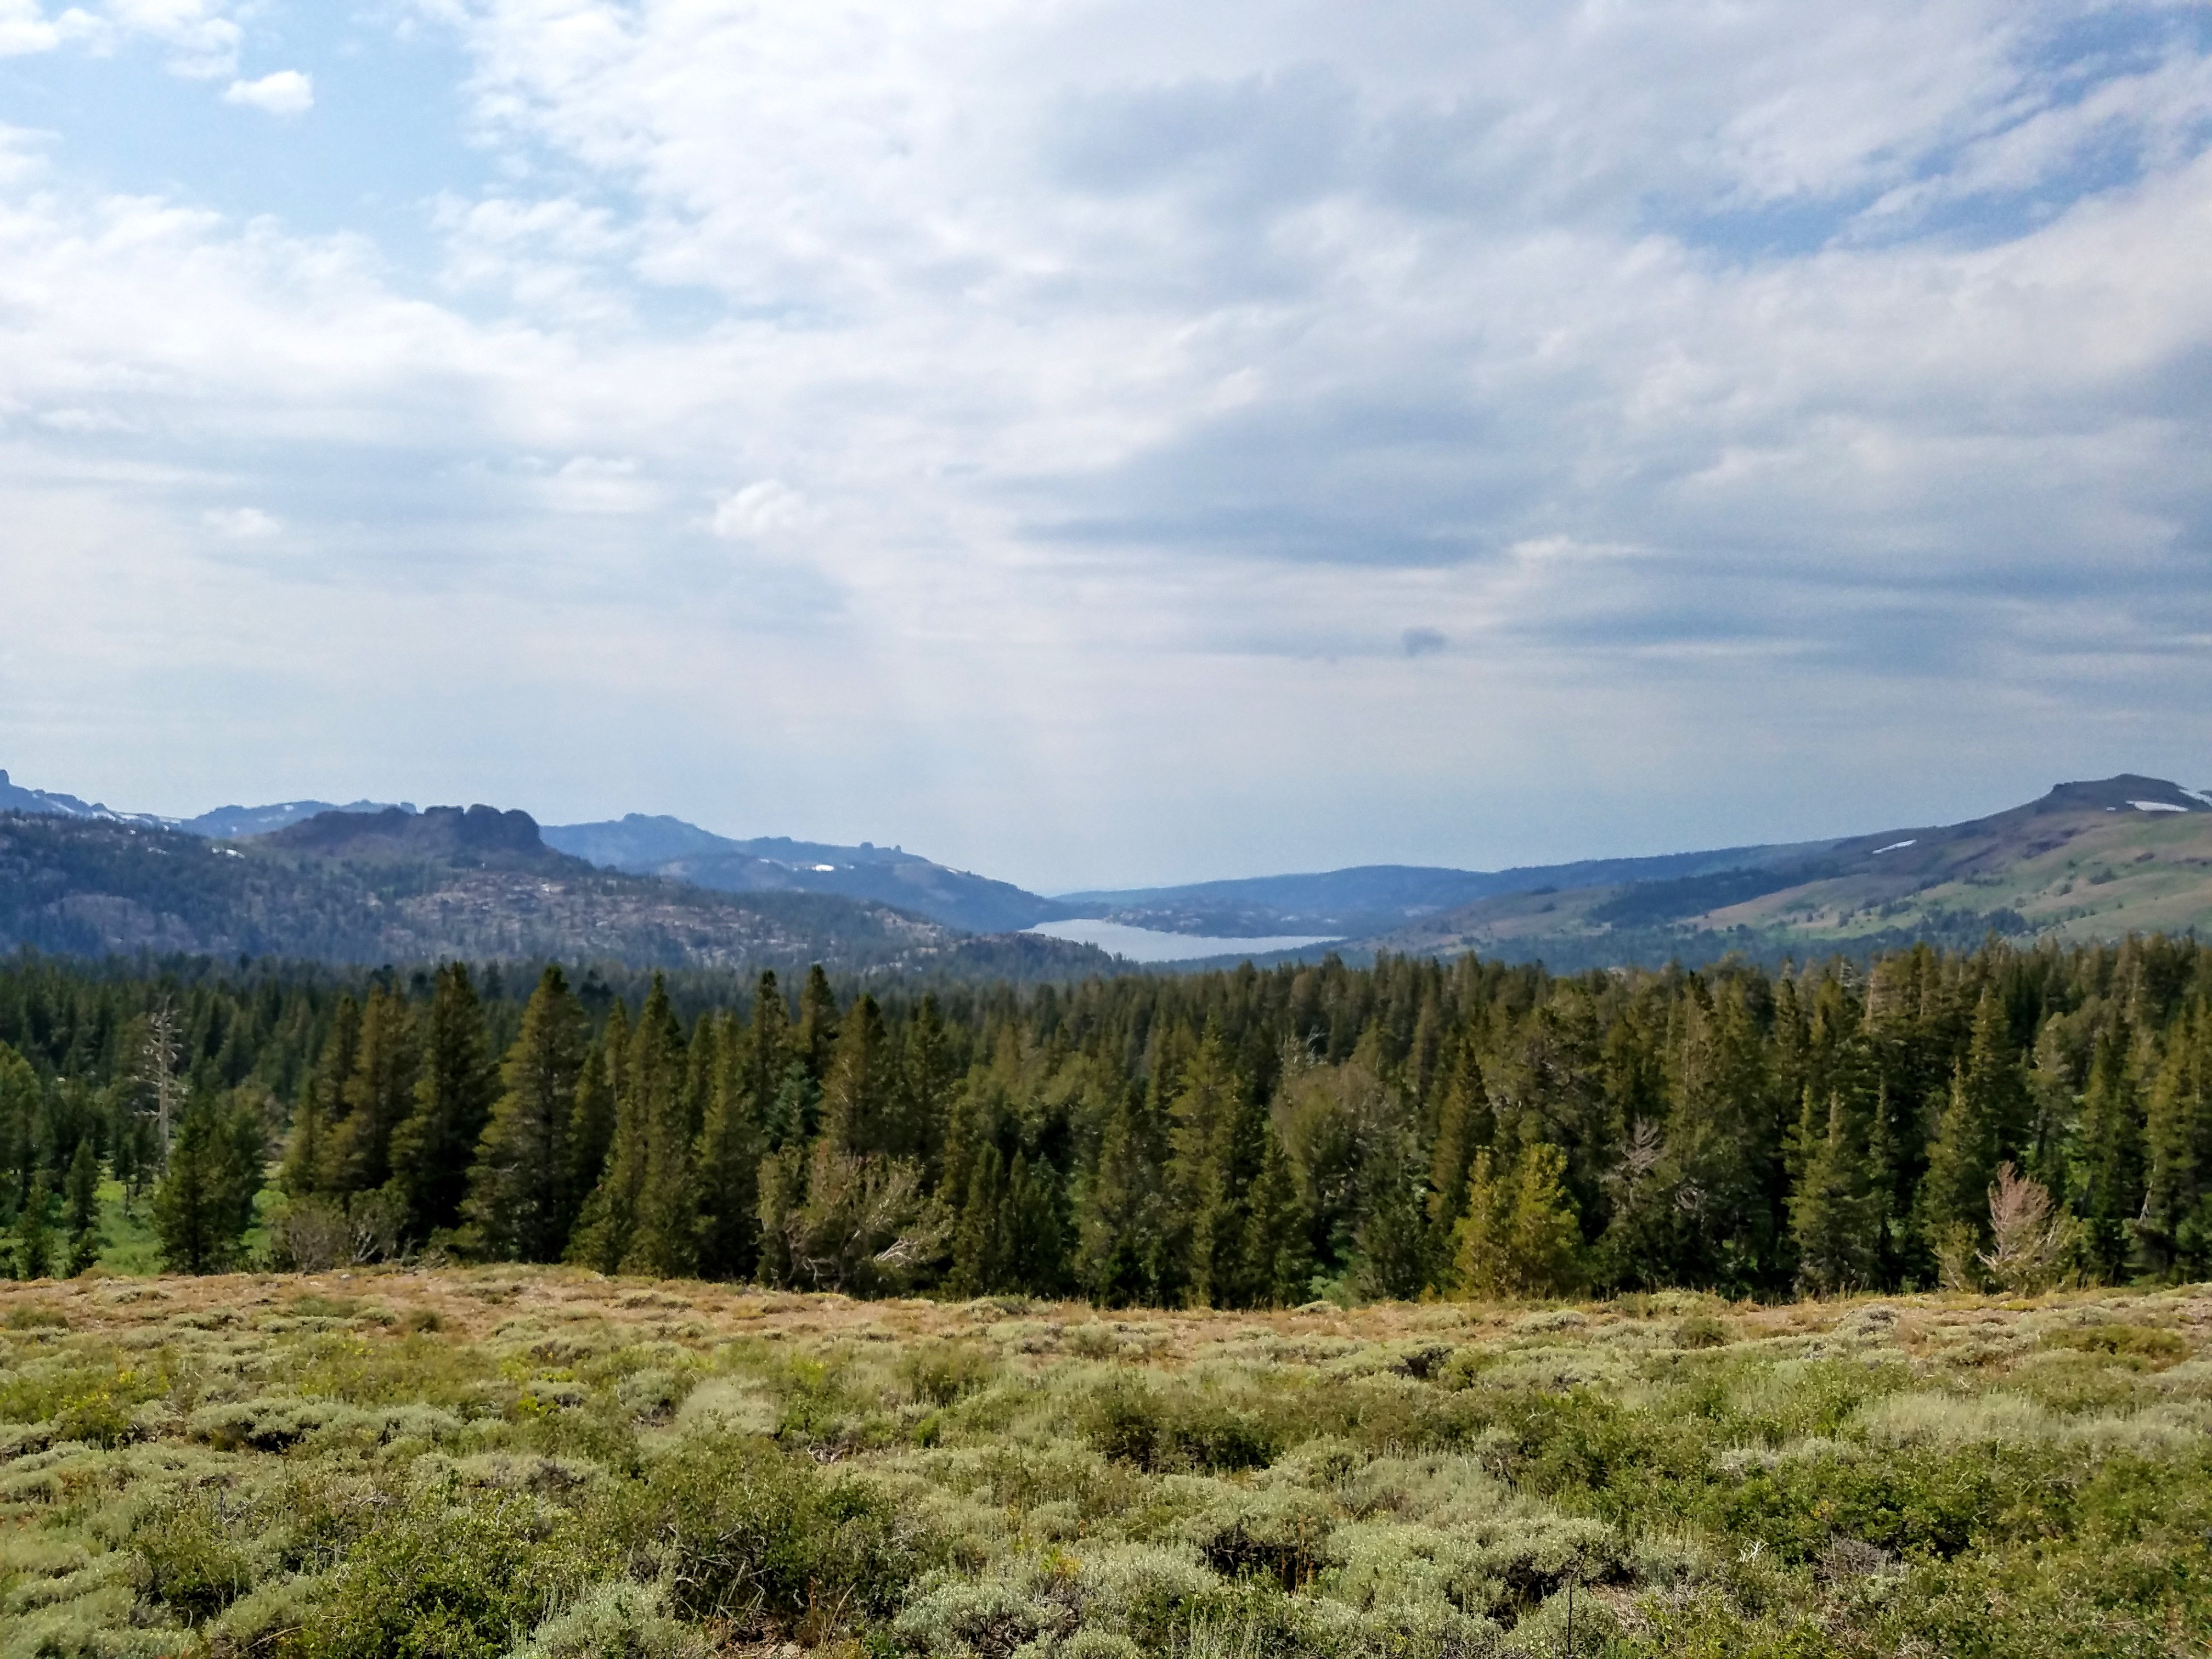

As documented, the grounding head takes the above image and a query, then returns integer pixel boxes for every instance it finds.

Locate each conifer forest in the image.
[3,939,2210,1300]
[2,943,2209,1658]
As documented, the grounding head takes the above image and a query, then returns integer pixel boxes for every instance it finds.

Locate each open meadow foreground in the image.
[0,1272,2206,1659]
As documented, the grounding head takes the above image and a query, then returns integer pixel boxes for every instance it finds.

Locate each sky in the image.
[2,1,2210,894]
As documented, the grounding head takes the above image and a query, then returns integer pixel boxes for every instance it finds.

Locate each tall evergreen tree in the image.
[795,966,839,1081]
[821,995,893,1157]
[0,1043,41,1216]
[567,1023,622,1221]
[316,994,362,1123]
[390,963,496,1239]
[2076,1020,2145,1279]
[2138,1003,2212,1276]
[625,977,698,1278]
[281,1076,330,1198]
[1424,1047,1490,1277]
[63,1137,101,1275]
[152,1095,262,1274]
[1790,1091,1878,1294]
[1076,1087,1165,1306]
[1164,1028,1244,1306]
[573,977,696,1278]
[1452,1143,1583,1299]
[696,1012,764,1279]
[15,1170,50,1279]
[460,967,586,1262]
[329,986,417,1199]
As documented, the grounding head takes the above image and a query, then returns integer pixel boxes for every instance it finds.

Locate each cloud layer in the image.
[2,0,2210,887]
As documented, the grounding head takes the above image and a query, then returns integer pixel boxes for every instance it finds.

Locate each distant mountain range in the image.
[0,771,413,839]
[0,796,1112,978]
[539,815,1067,935]
[3,766,2208,972]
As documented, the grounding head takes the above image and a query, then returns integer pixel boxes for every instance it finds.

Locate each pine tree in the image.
[2076,1022,2143,1281]
[0,1043,40,1215]
[567,1023,622,1221]
[1243,1130,1312,1306]
[1003,1151,1066,1295]
[1076,1088,1164,1306]
[460,967,586,1262]
[902,994,956,1177]
[2138,1004,2211,1277]
[318,994,363,1110]
[1915,989,2018,1273]
[329,986,418,1199]
[572,977,696,1279]
[390,964,496,1239]
[1423,1048,1489,1280]
[281,1077,330,1198]
[795,966,839,1081]
[152,1096,262,1274]
[1453,1143,1583,1299]
[1657,980,1775,1291]
[744,973,793,1142]
[15,1170,50,1279]
[1164,1028,1243,1306]
[696,1012,765,1280]
[63,1138,101,1275]
[624,977,698,1278]
[950,1142,1009,1293]
[1789,1091,1877,1294]
[821,995,892,1157]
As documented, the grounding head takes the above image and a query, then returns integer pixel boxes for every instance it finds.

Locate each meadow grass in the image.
[0,1273,2205,1657]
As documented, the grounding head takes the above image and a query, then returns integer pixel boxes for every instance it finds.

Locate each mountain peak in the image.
[261,804,553,866]
[2032,775,2208,815]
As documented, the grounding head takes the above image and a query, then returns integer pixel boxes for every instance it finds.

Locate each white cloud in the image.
[101,0,241,77]
[543,455,658,514]
[222,69,312,116]
[203,506,281,538]
[2,2,2211,884]
[712,480,819,540]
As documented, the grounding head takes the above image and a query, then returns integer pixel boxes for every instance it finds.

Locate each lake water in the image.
[1023,917,1340,963]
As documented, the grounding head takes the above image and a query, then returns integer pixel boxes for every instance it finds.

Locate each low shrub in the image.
[601,1432,924,1630]
[899,1341,998,1408]
[134,1495,254,1622]
[1081,1381,1282,1473]
[283,1489,592,1659]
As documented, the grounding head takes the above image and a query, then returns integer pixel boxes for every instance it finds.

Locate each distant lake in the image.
[1024,917,1340,963]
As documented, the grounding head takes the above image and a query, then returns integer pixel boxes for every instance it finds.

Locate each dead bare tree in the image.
[1978,1162,2081,1294]
[138,1000,183,1159]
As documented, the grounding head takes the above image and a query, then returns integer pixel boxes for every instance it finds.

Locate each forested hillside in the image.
[544,813,1066,933]
[4,933,2208,1297]
[0,808,1106,975]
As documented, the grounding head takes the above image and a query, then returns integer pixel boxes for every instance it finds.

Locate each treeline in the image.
[2,936,2209,1299]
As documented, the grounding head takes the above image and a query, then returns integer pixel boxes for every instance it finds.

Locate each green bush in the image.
[283,1491,592,1659]
[134,1496,254,1622]
[1081,1381,1282,1473]
[600,1432,922,1630]
[899,1341,998,1408]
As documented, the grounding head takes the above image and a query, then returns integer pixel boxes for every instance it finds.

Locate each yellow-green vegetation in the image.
[2,1271,2208,1658]
[1362,786,2212,967]
[1711,811,2212,946]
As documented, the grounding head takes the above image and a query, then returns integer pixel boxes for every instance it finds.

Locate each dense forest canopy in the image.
[2,935,2208,1298]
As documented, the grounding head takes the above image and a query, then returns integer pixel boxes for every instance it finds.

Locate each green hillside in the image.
[1361,775,2212,967]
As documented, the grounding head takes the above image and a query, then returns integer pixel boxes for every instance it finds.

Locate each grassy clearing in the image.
[0,1273,2206,1657]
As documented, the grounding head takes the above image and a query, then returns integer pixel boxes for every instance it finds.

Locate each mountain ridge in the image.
[1346,774,2212,970]
[0,805,1113,979]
